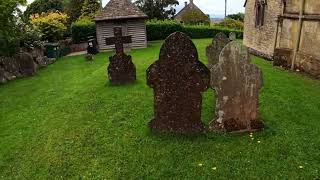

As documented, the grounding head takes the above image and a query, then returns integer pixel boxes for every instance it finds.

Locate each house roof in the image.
[94,0,147,21]
[175,0,208,19]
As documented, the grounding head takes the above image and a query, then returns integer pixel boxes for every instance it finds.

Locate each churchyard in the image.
[1,38,319,179]
[1,0,320,179]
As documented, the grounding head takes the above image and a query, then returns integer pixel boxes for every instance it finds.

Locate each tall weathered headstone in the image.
[147,32,210,133]
[206,33,230,69]
[106,27,136,84]
[209,42,264,133]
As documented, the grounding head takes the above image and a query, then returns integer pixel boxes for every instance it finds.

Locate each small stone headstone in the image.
[209,42,264,133]
[206,33,230,69]
[106,27,136,84]
[18,52,37,76]
[229,32,236,41]
[147,32,210,133]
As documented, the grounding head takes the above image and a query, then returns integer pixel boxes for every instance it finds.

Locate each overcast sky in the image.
[25,0,245,18]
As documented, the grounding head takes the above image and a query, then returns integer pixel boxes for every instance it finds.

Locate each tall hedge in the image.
[146,20,243,41]
[71,17,96,43]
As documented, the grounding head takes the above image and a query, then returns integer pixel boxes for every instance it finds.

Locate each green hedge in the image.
[71,18,96,44]
[70,19,243,43]
[146,20,243,41]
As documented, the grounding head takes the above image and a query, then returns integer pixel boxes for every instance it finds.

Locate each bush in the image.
[146,20,184,41]
[30,12,69,42]
[216,18,244,30]
[146,20,243,41]
[71,17,96,44]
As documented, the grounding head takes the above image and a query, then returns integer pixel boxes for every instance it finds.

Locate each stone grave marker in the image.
[209,42,264,133]
[206,33,230,69]
[106,27,136,84]
[18,52,36,76]
[147,32,210,133]
[229,32,236,41]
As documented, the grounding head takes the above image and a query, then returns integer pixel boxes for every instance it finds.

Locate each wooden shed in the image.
[94,0,148,50]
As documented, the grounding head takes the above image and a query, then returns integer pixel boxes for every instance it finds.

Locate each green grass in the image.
[0,39,319,179]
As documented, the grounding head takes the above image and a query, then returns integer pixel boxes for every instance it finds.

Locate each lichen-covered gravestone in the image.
[106,27,136,84]
[206,33,230,69]
[209,42,264,133]
[147,32,210,133]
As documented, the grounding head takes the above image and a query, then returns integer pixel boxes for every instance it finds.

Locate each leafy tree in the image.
[80,0,100,19]
[181,9,210,25]
[63,0,85,23]
[217,18,243,30]
[135,0,179,20]
[227,12,245,22]
[30,12,69,42]
[23,0,64,22]
[0,0,26,56]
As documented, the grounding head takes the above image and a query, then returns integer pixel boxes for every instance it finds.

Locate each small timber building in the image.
[243,0,320,78]
[94,0,148,50]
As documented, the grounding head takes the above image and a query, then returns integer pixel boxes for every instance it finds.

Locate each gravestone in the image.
[206,33,230,69]
[147,32,210,133]
[209,42,264,133]
[229,32,236,41]
[106,27,136,84]
[18,52,37,76]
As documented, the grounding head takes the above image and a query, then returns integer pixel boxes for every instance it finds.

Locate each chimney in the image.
[185,1,188,7]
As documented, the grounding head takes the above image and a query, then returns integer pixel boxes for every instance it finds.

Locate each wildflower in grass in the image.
[299,166,303,169]
[249,134,253,138]
[251,138,254,140]
[212,167,217,170]
[198,163,203,167]
[257,141,261,143]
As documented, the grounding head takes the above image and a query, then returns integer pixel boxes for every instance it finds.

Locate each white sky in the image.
[25,0,245,18]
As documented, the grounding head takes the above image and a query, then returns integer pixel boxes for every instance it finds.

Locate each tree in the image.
[30,12,69,42]
[227,13,245,22]
[135,0,179,20]
[63,0,85,24]
[80,0,100,19]
[0,0,26,56]
[23,0,64,22]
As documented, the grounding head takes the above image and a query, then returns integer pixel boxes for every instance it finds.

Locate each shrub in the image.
[146,20,243,41]
[20,25,44,50]
[146,20,184,41]
[216,18,244,30]
[71,17,96,44]
[30,12,69,42]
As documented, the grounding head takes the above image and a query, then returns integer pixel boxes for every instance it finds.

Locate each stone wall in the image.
[243,0,283,58]
[0,48,56,85]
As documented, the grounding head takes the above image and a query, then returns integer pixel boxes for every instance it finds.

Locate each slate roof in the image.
[95,0,147,21]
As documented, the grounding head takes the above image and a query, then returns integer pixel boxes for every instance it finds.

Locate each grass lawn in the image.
[0,39,319,179]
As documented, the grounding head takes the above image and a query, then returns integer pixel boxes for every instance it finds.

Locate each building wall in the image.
[96,19,147,50]
[276,0,320,77]
[243,0,283,59]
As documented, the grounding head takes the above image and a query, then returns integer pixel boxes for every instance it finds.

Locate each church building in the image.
[94,0,148,50]
[244,0,320,78]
